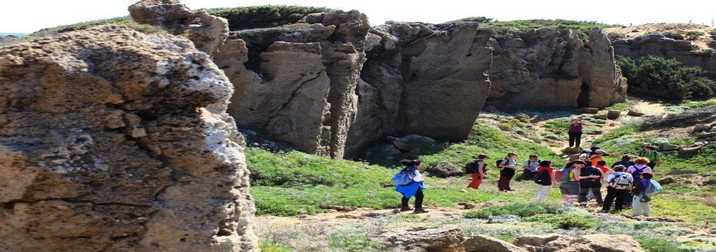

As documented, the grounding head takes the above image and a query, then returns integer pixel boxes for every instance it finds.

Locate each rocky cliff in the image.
[611,24,716,79]
[487,28,627,110]
[0,26,257,251]
[129,1,627,159]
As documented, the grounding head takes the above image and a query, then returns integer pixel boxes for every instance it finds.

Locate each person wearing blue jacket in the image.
[396,159,428,214]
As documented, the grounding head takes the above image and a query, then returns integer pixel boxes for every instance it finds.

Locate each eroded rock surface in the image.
[487,28,626,110]
[0,26,257,251]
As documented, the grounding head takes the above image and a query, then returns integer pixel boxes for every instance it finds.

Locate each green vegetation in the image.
[463,203,563,219]
[618,56,716,100]
[544,119,570,137]
[209,6,331,31]
[259,242,294,252]
[592,124,639,144]
[682,98,716,109]
[524,214,598,229]
[684,30,705,40]
[478,19,620,39]
[636,237,689,252]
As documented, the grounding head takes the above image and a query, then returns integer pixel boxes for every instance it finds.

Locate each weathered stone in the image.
[301,12,325,24]
[463,235,527,252]
[427,162,464,178]
[563,147,583,154]
[659,143,681,151]
[593,114,608,120]
[583,107,599,114]
[515,234,643,252]
[627,109,645,116]
[379,226,464,252]
[0,26,257,251]
[129,0,229,57]
[658,176,677,185]
[694,124,712,132]
[607,110,621,119]
[487,215,522,224]
[487,28,626,110]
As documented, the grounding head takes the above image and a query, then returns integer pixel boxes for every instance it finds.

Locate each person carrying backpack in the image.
[497,153,519,191]
[578,161,604,207]
[612,155,634,169]
[559,160,584,207]
[632,172,660,217]
[623,157,653,207]
[534,160,557,202]
[600,165,633,213]
[465,154,489,191]
[394,159,428,214]
[520,154,541,181]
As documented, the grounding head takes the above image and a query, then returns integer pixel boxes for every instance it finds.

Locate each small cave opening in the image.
[577,81,590,108]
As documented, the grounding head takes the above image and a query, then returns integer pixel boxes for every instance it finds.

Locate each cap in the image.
[529,154,538,158]
[594,149,606,154]
[581,148,592,153]
[476,154,489,159]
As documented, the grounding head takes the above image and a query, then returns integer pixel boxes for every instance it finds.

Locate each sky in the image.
[1,0,714,33]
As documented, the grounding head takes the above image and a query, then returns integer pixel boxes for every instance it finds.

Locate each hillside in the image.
[250,97,716,251]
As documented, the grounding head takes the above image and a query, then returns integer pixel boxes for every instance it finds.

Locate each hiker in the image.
[623,157,653,207]
[589,149,606,168]
[465,154,489,191]
[632,172,658,217]
[559,160,584,207]
[612,155,634,169]
[534,160,557,203]
[601,165,633,213]
[568,117,583,148]
[497,153,519,191]
[395,159,428,214]
[578,161,604,207]
[595,160,612,178]
[520,154,541,181]
[639,145,660,170]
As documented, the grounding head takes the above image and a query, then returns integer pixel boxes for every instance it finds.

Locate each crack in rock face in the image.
[0,25,257,251]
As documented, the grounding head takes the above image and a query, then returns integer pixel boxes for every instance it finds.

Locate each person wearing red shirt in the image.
[534,160,557,202]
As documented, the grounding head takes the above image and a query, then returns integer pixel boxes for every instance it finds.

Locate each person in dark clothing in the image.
[497,153,519,191]
[612,155,634,169]
[578,161,604,207]
[601,165,633,212]
[568,117,583,148]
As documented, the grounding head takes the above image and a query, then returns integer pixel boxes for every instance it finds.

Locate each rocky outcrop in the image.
[515,234,643,252]
[613,34,716,78]
[0,26,257,251]
[215,10,369,159]
[347,22,493,157]
[379,226,464,252]
[129,0,229,57]
[487,28,627,110]
[463,235,528,252]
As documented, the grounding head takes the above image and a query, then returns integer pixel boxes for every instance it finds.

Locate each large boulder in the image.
[515,234,643,252]
[427,162,464,178]
[487,28,627,110]
[0,26,257,251]
[463,235,528,252]
[379,226,464,252]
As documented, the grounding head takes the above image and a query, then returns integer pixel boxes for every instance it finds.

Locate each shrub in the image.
[463,203,563,219]
[636,237,689,252]
[208,6,331,31]
[480,19,620,40]
[617,56,716,100]
[684,30,705,40]
[524,214,597,229]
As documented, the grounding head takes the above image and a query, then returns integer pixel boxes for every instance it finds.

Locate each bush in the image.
[208,6,331,31]
[617,56,716,100]
[636,237,689,252]
[480,19,620,40]
[463,203,563,219]
[524,214,597,229]
[684,30,705,40]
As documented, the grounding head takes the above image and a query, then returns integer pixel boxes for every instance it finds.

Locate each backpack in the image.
[608,173,631,190]
[534,169,552,185]
[644,180,663,196]
[558,167,573,183]
[392,167,415,186]
[465,161,478,174]
[496,158,508,168]
[629,166,648,180]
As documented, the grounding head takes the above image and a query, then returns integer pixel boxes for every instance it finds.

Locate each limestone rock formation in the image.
[216,10,369,159]
[379,226,464,251]
[487,28,627,110]
[129,0,229,57]
[463,235,527,252]
[515,234,643,252]
[613,34,716,78]
[347,21,493,157]
[0,26,257,251]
